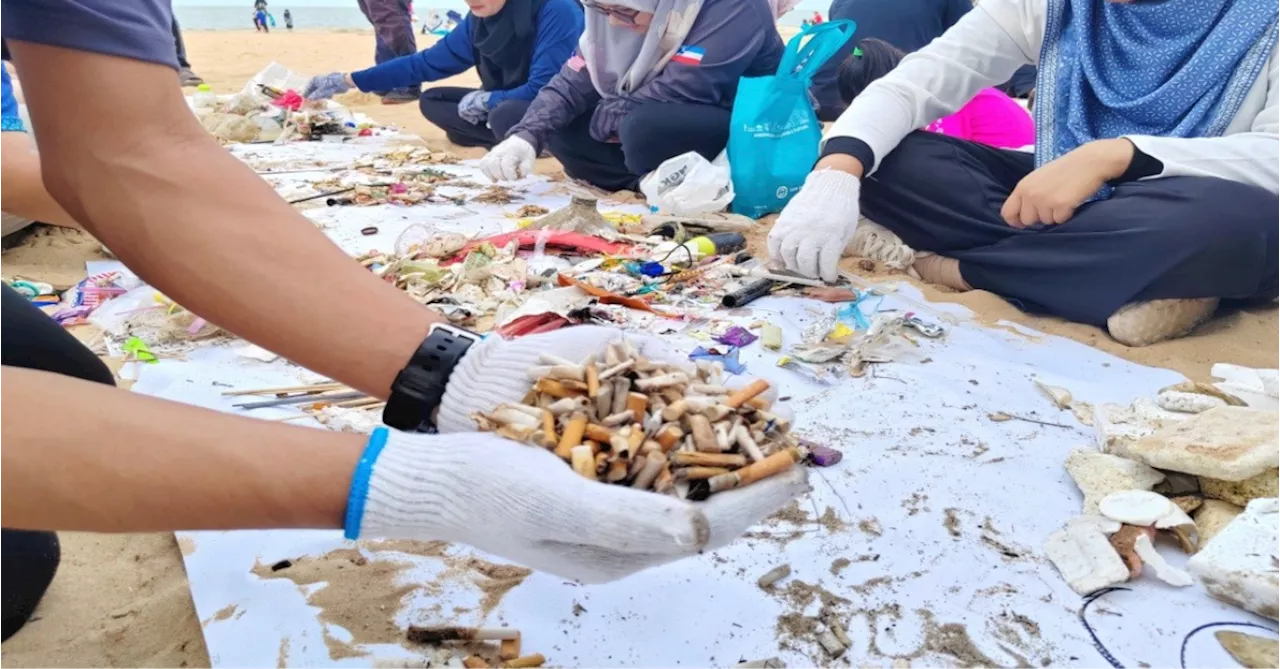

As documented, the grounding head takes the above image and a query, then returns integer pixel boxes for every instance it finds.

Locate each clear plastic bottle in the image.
[193,83,216,111]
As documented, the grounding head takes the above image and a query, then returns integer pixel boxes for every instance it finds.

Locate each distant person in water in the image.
[838,39,1033,149]
[284,9,294,30]
[305,0,583,149]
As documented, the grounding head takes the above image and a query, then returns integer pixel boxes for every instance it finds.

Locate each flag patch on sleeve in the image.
[671,46,705,65]
[567,54,586,71]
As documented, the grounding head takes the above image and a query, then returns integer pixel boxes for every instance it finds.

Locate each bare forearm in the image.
[814,153,866,178]
[0,367,363,532]
[9,42,443,398]
[0,133,81,230]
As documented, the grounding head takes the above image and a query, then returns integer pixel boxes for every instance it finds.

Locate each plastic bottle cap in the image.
[197,84,212,92]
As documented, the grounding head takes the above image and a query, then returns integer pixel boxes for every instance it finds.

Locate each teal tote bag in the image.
[728,20,856,218]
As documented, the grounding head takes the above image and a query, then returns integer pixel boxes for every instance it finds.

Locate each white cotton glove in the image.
[479,135,536,182]
[767,169,863,284]
[457,90,491,126]
[344,326,811,583]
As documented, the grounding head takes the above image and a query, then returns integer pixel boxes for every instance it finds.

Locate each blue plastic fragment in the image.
[689,346,746,374]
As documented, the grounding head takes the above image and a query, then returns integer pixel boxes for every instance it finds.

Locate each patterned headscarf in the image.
[580,0,706,98]
[1035,0,1278,176]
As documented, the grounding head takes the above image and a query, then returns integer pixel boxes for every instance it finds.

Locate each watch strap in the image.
[383,326,475,432]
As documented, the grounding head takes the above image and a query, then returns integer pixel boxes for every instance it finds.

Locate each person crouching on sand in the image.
[304,0,584,149]
[768,0,1278,347]
[838,39,1033,150]
[476,0,784,192]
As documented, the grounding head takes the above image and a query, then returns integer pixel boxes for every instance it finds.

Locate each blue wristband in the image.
[343,426,390,540]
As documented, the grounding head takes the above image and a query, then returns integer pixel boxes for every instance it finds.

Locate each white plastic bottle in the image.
[192,83,216,111]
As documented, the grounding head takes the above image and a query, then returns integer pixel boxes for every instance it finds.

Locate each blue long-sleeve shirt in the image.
[350,0,583,109]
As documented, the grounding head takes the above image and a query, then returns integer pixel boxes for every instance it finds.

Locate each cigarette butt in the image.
[715,423,732,450]
[656,425,684,452]
[690,383,730,395]
[609,431,631,459]
[737,658,785,668]
[534,378,582,398]
[639,439,661,456]
[499,634,522,661]
[559,379,590,392]
[496,425,535,442]
[674,466,732,480]
[654,464,674,493]
[611,378,630,415]
[662,400,688,421]
[726,379,770,409]
[627,425,646,451]
[491,406,540,428]
[547,364,585,381]
[606,457,630,482]
[697,448,798,499]
[602,410,635,427]
[501,654,545,668]
[702,404,734,422]
[734,424,765,462]
[632,452,666,489]
[604,342,621,366]
[555,412,588,459]
[584,423,614,443]
[586,365,600,397]
[598,359,634,380]
[406,626,521,643]
[635,372,689,391]
[547,397,584,415]
[746,396,771,410]
[626,392,648,418]
[660,387,684,405]
[541,411,557,448]
[571,445,596,479]
[594,450,610,474]
[757,563,791,589]
[687,414,719,452]
[671,451,747,468]
[464,657,490,669]
[595,383,613,419]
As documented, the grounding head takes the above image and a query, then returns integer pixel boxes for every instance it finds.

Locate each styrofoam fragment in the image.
[1188,498,1280,620]
[1132,534,1192,587]
[1045,520,1130,595]
[1098,490,1175,526]
[1157,390,1226,414]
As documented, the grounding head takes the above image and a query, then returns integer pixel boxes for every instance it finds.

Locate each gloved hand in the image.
[457,90,491,126]
[479,135,537,182]
[767,169,862,284]
[303,72,352,100]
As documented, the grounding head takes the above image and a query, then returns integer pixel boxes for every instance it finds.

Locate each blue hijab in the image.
[1035,0,1278,173]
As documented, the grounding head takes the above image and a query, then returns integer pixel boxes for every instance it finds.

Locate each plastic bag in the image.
[728,20,855,218]
[639,150,734,216]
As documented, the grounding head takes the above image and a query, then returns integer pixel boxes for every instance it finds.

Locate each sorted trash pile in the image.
[194,63,381,144]
[474,340,837,499]
[1046,370,1279,621]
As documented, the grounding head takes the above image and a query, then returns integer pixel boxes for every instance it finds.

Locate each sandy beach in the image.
[1,29,1275,668]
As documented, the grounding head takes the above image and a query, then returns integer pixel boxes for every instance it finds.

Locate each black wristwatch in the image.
[383,323,479,432]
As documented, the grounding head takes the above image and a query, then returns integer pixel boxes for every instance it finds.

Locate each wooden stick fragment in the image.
[221,382,345,397]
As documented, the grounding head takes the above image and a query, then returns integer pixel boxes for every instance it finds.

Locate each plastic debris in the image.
[806,444,843,467]
[689,346,745,375]
[715,326,758,347]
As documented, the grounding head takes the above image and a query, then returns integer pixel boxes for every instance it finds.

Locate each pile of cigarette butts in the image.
[474,339,811,500]
[405,625,544,668]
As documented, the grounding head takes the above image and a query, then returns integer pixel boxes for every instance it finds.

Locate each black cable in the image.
[656,240,695,266]
[1180,621,1278,668]
[1079,587,1130,669]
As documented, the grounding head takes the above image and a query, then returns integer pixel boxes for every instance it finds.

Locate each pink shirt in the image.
[925,88,1035,149]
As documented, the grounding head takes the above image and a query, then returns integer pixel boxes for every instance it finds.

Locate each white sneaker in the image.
[1107,298,1219,347]
[843,218,917,272]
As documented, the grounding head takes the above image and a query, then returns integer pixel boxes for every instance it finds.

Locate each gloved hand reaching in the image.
[345,326,810,583]
[457,90,491,126]
[767,169,863,284]
[303,72,352,100]
[479,135,537,182]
